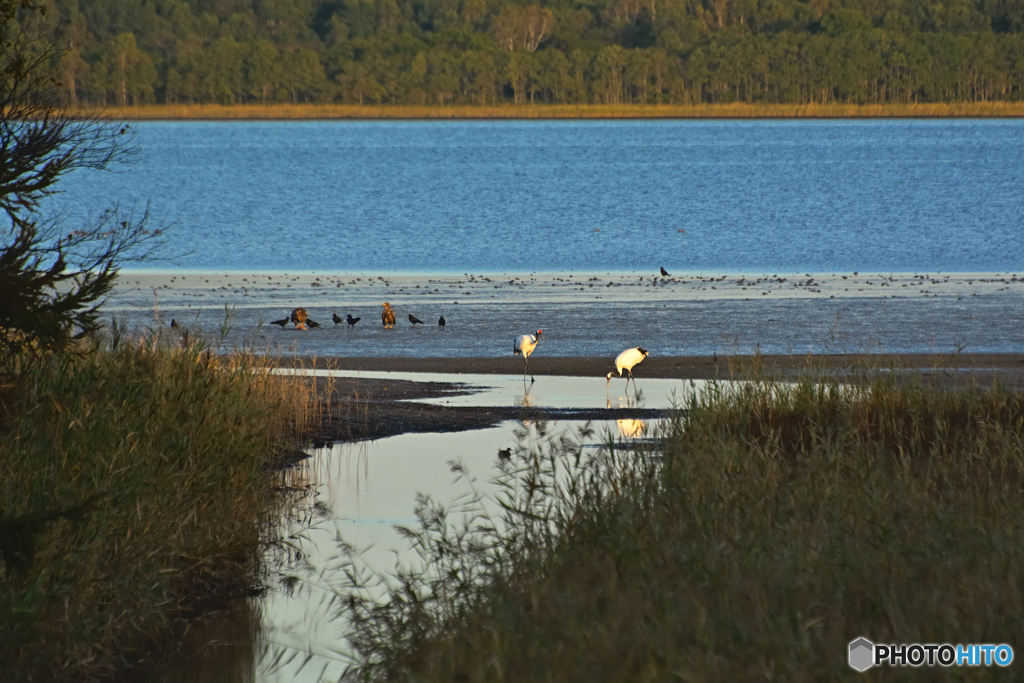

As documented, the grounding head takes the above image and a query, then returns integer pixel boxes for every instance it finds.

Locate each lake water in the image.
[63,119,1024,274]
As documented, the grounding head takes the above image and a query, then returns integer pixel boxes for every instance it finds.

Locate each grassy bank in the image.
[92,102,1024,121]
[340,367,1024,680]
[0,337,312,680]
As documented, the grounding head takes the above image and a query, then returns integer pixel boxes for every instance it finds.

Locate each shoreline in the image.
[296,352,1024,443]
[110,269,1024,359]
[282,352,1024,381]
[85,102,1024,121]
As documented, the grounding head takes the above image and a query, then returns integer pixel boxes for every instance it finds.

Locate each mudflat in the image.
[280,352,1024,380]
[293,352,1024,443]
[112,270,1024,358]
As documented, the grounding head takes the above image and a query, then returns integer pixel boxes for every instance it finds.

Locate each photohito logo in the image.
[849,637,1014,671]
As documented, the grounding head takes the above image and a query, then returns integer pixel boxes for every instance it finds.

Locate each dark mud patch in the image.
[288,353,1024,444]
[277,353,1024,385]
[302,375,664,443]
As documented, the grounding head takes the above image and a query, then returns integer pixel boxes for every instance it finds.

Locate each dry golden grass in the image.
[0,335,313,680]
[82,101,1024,120]
[338,365,1024,681]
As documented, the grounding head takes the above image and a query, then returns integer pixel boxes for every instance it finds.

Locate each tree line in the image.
[31,0,1024,106]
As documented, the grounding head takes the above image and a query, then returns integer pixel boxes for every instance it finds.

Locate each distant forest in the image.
[35,0,1024,106]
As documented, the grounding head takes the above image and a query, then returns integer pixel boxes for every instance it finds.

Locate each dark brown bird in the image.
[270,317,289,329]
[660,267,670,277]
[332,313,343,326]
[290,307,308,330]
[382,303,396,328]
[307,319,321,329]
[439,315,446,329]
[409,314,424,325]
[170,319,179,330]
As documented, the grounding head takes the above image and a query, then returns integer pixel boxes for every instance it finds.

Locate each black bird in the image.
[270,317,289,329]
[332,313,343,326]
[439,315,446,329]
[170,319,179,330]
[409,314,424,325]
[346,314,361,328]
[660,267,670,277]
[307,319,321,329]
[498,448,511,461]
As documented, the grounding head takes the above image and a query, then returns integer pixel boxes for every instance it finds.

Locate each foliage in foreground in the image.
[338,373,1024,681]
[2,0,159,356]
[0,334,312,681]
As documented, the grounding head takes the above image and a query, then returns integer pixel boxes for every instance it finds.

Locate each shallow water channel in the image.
[143,373,701,682]
[276,368,705,410]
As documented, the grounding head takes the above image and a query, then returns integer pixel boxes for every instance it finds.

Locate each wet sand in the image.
[280,352,1024,381]
[112,269,1024,357]
[298,352,1024,443]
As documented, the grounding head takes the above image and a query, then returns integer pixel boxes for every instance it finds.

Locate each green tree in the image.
[594,44,628,103]
[246,39,281,103]
[1,0,159,354]
[426,52,459,104]
[462,50,497,104]
[504,51,529,104]
[281,48,327,102]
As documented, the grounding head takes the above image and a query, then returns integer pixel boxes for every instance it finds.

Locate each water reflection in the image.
[255,419,662,682]
[135,417,666,682]
[617,418,646,438]
[277,368,695,410]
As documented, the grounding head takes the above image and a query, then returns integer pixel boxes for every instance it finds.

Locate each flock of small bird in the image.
[269,303,447,332]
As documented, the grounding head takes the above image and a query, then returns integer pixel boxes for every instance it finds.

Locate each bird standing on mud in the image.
[513,330,543,383]
[307,318,321,329]
[346,314,361,328]
[332,313,343,326]
[439,315,446,329]
[607,347,649,391]
[660,267,670,277]
[381,302,396,328]
[408,314,424,325]
[270,316,289,329]
[290,307,308,330]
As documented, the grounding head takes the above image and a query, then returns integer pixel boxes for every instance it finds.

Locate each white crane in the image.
[606,347,649,391]
[513,330,543,383]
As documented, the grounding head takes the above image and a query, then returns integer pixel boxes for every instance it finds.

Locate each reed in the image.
[0,333,313,680]
[338,366,1024,681]
[84,101,1024,121]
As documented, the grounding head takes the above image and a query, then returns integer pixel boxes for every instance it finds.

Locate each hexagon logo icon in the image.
[849,637,874,672]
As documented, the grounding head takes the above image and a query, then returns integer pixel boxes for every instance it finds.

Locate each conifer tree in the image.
[1,0,158,355]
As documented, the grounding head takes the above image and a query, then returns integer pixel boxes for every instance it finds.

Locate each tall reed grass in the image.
[0,333,313,680]
[86,102,1024,121]
[336,370,1024,681]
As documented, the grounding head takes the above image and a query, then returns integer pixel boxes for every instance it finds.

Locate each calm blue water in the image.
[61,119,1024,273]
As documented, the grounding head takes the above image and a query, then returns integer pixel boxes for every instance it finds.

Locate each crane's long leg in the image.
[525,355,535,383]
